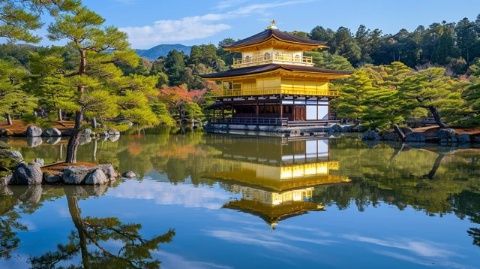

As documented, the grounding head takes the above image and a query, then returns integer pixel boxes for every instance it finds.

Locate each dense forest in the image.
[1,0,480,154]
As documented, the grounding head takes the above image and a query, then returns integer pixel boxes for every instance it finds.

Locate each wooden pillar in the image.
[280,103,283,119]
[255,98,259,119]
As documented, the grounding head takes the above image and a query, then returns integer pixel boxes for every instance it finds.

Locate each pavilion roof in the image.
[201,64,352,79]
[223,199,324,226]
[223,28,326,51]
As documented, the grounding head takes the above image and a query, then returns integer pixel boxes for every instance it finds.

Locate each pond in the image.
[0,133,479,269]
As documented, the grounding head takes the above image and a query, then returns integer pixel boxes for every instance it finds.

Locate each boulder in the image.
[382,131,400,141]
[43,172,62,184]
[457,134,471,144]
[84,168,108,185]
[107,129,120,136]
[43,128,62,137]
[122,171,137,179]
[10,163,43,185]
[27,137,43,147]
[437,128,457,143]
[80,128,93,137]
[62,166,91,185]
[26,125,43,137]
[108,134,120,142]
[98,164,117,181]
[362,130,380,141]
[405,132,426,143]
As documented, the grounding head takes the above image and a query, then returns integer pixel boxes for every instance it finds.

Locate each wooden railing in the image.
[210,117,338,127]
[210,117,288,126]
[232,54,314,68]
[221,87,339,97]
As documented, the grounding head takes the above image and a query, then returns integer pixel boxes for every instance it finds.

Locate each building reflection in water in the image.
[204,136,350,228]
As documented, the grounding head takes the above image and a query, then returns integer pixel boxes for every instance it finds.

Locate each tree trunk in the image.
[428,106,447,128]
[65,110,83,163]
[57,109,63,122]
[423,153,445,179]
[67,195,91,269]
[91,117,97,129]
[393,124,406,142]
[92,139,97,162]
[66,49,87,164]
[6,113,12,126]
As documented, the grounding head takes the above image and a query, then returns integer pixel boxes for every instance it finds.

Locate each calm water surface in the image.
[1,133,479,269]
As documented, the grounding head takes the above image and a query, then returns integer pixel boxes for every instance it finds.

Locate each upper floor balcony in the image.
[232,53,314,68]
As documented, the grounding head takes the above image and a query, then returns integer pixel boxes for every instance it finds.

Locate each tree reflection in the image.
[30,187,175,269]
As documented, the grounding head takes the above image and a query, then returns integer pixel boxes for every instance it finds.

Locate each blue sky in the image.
[77,0,480,49]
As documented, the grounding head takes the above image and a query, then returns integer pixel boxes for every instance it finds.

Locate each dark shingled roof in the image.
[224,29,325,49]
[201,64,352,79]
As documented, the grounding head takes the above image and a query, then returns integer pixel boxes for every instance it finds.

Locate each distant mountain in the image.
[135,44,191,60]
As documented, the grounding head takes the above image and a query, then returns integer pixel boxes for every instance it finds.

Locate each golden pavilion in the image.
[202,21,351,135]
[203,136,350,227]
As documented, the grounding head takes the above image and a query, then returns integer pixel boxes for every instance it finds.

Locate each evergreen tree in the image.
[47,4,142,163]
[0,59,37,125]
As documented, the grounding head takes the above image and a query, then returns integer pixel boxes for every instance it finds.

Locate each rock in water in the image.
[362,130,380,141]
[405,132,426,143]
[457,134,471,144]
[122,171,136,178]
[43,172,62,184]
[62,166,91,185]
[26,125,43,137]
[43,128,62,137]
[84,168,108,185]
[437,128,457,143]
[98,164,117,181]
[11,163,43,185]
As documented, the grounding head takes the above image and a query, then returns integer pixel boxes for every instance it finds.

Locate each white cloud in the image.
[120,0,315,48]
[107,179,231,209]
[154,250,234,269]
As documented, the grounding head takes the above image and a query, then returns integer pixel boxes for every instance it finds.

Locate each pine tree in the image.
[47,4,142,163]
[0,59,37,125]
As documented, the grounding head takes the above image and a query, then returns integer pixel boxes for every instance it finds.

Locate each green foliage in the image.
[0,59,37,121]
[335,62,467,129]
[306,51,354,71]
